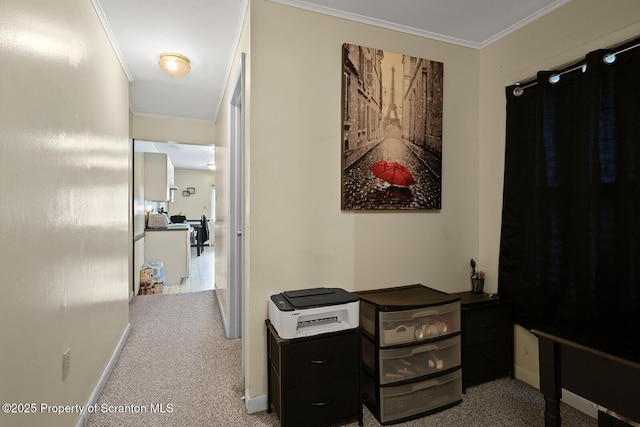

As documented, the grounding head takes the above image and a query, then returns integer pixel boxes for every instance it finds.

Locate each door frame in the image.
[227,52,245,342]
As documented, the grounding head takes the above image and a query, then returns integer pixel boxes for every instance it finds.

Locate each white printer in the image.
[147,213,170,228]
[268,287,359,339]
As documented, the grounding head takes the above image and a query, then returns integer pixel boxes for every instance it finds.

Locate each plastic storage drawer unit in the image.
[378,302,460,346]
[377,335,461,385]
[379,369,462,424]
[357,285,462,425]
[360,294,461,348]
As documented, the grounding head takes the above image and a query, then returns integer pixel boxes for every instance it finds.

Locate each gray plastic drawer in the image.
[379,335,461,384]
[379,369,462,423]
[378,301,460,347]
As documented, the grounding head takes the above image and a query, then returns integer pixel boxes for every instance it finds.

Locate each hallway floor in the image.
[163,246,214,294]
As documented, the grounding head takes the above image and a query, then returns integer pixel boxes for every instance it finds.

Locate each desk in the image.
[532,327,640,426]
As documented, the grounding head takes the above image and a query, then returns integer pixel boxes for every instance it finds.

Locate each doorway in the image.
[225,53,245,341]
[131,139,216,295]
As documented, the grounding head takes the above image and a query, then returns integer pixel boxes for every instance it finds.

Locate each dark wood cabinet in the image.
[451,291,514,392]
[266,320,363,427]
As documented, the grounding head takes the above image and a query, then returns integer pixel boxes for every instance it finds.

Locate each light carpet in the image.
[86,290,596,426]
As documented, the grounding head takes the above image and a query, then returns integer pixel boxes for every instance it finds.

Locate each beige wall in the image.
[0,0,131,426]
[215,2,251,335]
[243,0,480,400]
[132,115,215,146]
[478,0,640,387]
[132,111,145,299]
[234,0,640,406]
[169,169,215,220]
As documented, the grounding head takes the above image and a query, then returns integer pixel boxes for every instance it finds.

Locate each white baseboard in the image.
[214,288,231,337]
[514,365,540,389]
[562,389,598,419]
[244,390,268,414]
[75,323,131,427]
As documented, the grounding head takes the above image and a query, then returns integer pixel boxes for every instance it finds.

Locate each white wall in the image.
[478,0,640,387]
[0,0,131,426]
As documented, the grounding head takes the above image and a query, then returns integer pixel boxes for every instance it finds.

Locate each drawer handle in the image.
[412,309,437,319]
[418,379,439,390]
[310,358,333,365]
[483,322,497,330]
[311,399,333,407]
[411,344,437,355]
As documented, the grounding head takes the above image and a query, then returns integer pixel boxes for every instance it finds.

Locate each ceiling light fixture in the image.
[158,53,191,77]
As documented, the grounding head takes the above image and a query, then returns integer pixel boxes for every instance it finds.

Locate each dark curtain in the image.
[498,39,640,337]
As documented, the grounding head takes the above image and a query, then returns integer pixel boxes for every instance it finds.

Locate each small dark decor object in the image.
[187,187,196,194]
[470,259,485,294]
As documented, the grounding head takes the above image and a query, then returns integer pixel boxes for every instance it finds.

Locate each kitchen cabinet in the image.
[357,284,462,425]
[266,320,363,427]
[144,152,174,201]
[451,291,513,392]
[144,228,190,285]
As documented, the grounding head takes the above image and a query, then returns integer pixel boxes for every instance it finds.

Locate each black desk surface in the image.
[532,309,640,426]
[451,291,503,308]
[533,309,640,365]
[532,325,640,426]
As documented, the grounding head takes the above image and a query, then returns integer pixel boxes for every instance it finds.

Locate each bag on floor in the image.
[139,261,165,294]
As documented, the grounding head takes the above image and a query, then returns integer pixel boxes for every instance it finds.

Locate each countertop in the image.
[145,224,191,231]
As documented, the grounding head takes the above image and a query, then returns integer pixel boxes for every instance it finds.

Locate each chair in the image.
[196,215,209,256]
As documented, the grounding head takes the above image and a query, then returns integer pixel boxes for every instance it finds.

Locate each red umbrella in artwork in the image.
[370,160,415,187]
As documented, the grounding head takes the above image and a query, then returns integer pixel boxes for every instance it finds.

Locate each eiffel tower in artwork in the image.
[384,66,401,130]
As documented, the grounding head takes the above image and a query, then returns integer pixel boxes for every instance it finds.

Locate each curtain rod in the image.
[512,41,640,96]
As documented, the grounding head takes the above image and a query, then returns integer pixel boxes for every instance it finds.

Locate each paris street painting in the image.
[341,43,443,210]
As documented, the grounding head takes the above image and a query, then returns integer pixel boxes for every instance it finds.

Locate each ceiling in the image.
[94,0,568,169]
[135,140,216,171]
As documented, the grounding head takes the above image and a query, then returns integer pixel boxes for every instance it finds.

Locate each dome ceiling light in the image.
[158,53,191,78]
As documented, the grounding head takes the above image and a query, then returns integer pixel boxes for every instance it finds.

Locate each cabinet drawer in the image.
[463,305,511,346]
[463,339,512,383]
[361,301,376,338]
[377,335,461,385]
[281,374,360,427]
[376,302,460,347]
[379,369,462,424]
[362,336,376,375]
[280,332,359,387]
[269,365,282,418]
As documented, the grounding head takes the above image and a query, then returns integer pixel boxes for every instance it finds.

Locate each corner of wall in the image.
[513,324,540,389]
[244,390,267,415]
[76,323,131,427]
